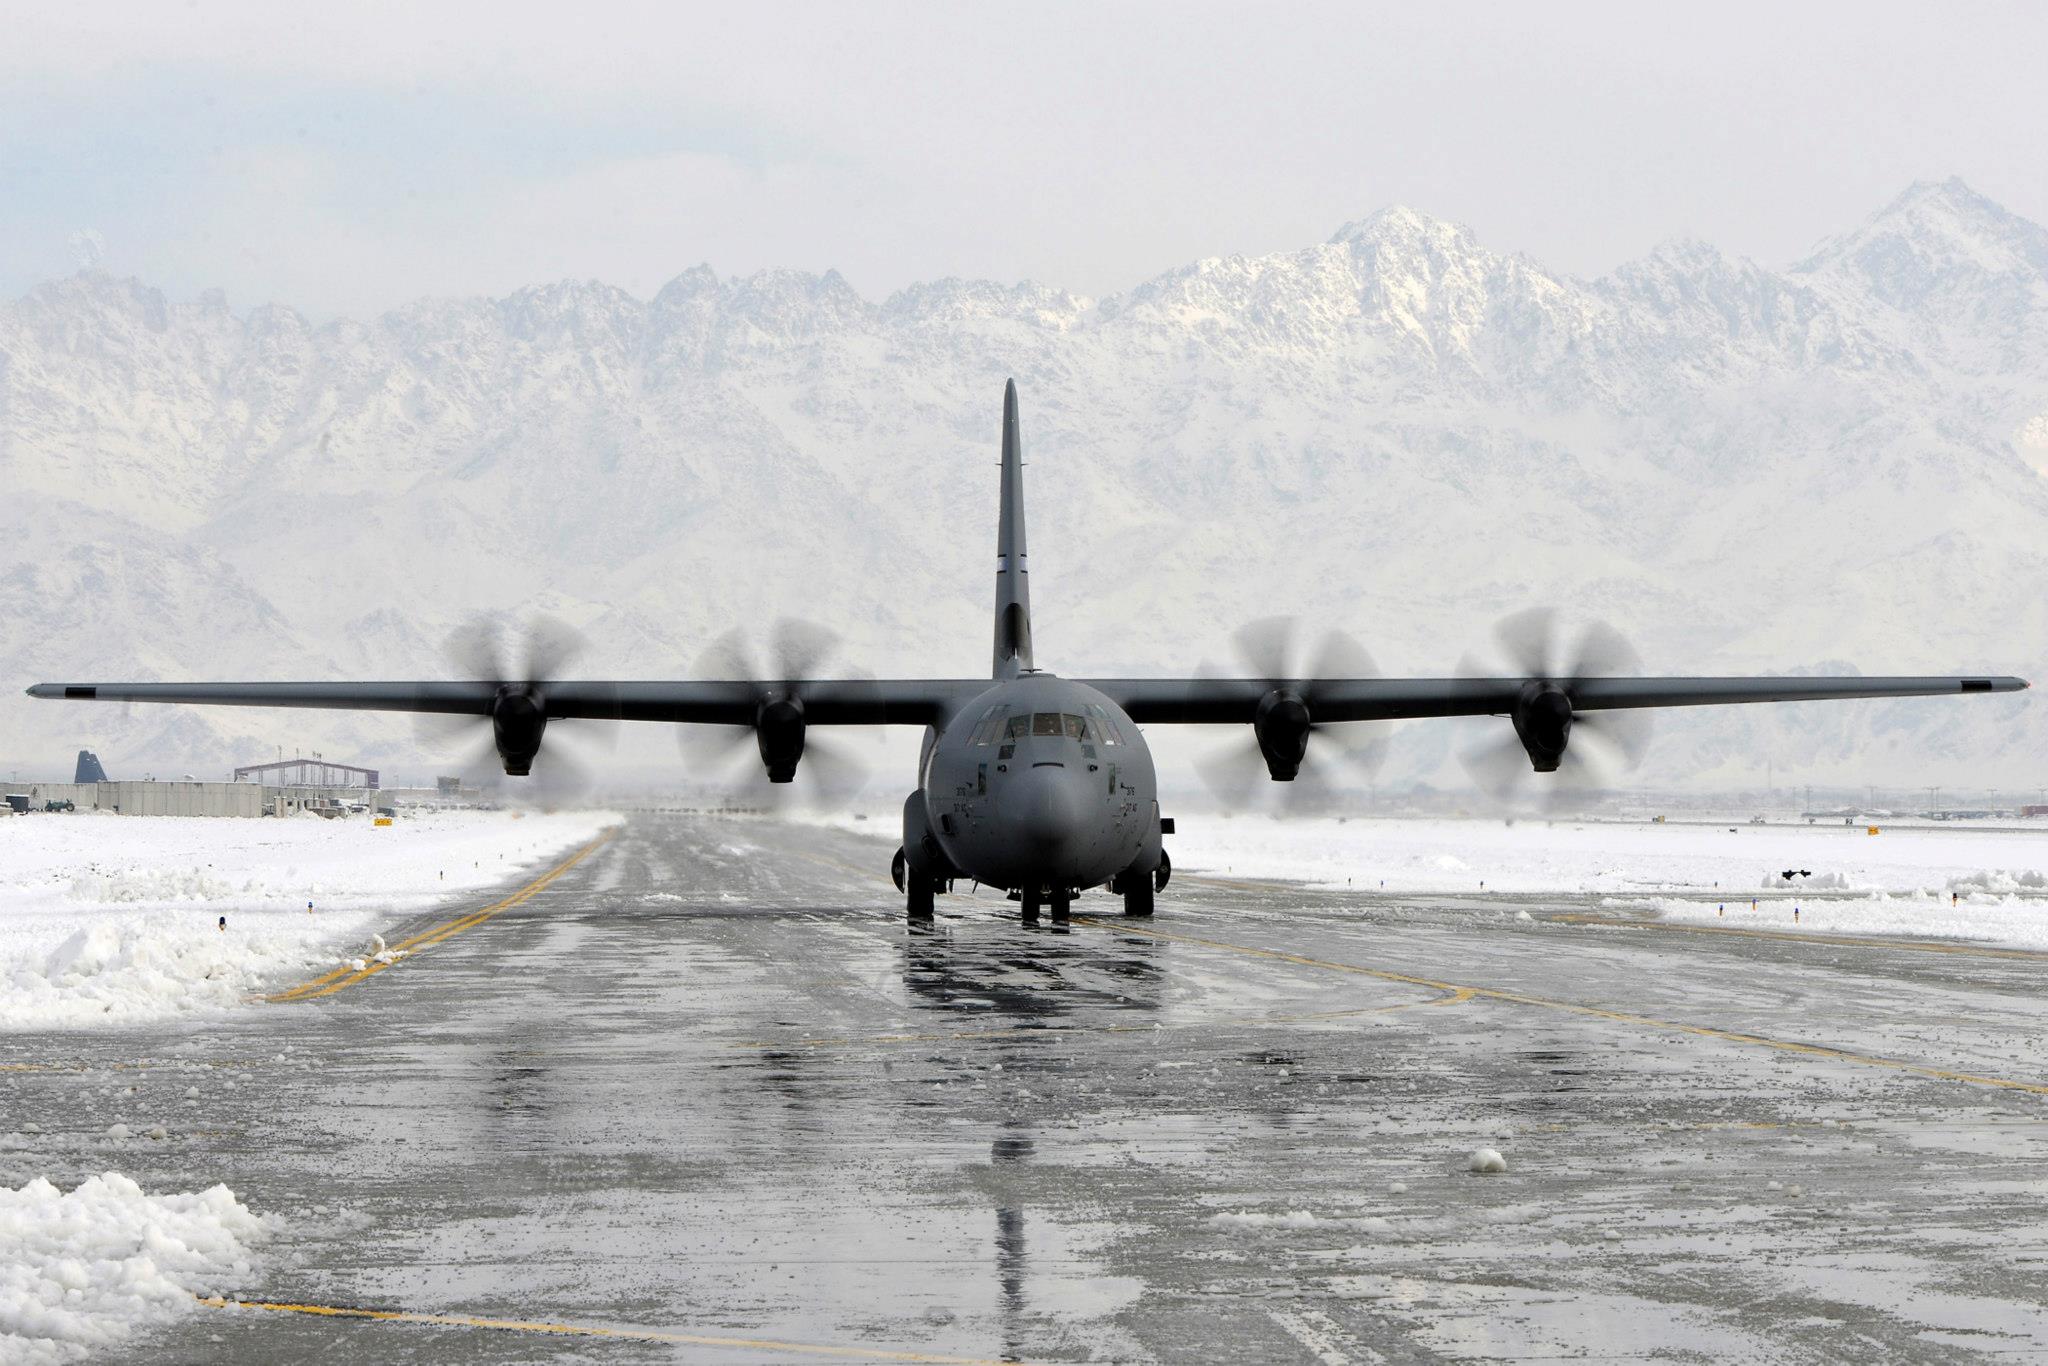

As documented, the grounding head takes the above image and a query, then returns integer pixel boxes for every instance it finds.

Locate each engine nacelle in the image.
[492,688,547,776]
[1254,689,1312,781]
[1510,680,1573,772]
[756,695,805,783]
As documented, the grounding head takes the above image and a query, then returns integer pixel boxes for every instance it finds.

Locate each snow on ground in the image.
[1162,814,2048,898]
[0,808,616,1029]
[1647,891,2048,950]
[0,1173,273,1364]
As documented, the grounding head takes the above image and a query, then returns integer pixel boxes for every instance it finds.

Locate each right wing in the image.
[1086,674,2028,725]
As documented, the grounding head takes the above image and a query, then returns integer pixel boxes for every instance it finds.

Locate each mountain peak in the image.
[1328,204,1476,253]
[1792,178,2048,308]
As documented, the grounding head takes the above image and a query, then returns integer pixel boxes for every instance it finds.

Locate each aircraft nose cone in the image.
[1003,765,1086,862]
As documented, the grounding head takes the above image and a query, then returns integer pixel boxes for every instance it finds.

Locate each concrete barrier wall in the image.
[4,779,378,816]
[96,781,266,817]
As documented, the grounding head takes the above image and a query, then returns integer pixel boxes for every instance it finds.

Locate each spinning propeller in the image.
[1194,616,1389,807]
[419,615,618,785]
[678,619,876,802]
[1456,608,1653,810]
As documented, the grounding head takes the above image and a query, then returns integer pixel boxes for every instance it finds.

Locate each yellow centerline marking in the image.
[1074,917,2048,1095]
[1550,913,2048,962]
[263,832,614,1003]
[195,1297,1022,1363]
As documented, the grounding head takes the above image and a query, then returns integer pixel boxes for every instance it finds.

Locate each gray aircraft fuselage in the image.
[912,674,1161,895]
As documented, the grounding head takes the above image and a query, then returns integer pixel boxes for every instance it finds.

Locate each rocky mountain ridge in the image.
[3,178,2042,791]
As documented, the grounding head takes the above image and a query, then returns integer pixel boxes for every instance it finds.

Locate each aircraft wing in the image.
[23,680,982,726]
[1087,674,2028,725]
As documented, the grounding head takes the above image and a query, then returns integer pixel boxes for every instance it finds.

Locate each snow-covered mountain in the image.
[3,178,2042,791]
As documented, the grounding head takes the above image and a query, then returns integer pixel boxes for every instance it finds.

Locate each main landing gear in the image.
[1112,850,1167,917]
[894,846,942,923]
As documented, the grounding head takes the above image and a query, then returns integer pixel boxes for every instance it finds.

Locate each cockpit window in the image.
[1031,712,1064,737]
[970,705,1007,746]
[1004,714,1030,741]
[1085,703,1124,744]
[1062,713,1087,740]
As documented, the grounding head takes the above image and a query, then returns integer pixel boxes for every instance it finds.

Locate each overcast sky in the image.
[3,1,2044,318]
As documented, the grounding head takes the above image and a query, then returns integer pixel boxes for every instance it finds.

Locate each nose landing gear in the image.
[1017,885,1072,923]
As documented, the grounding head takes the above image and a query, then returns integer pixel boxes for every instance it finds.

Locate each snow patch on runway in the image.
[0,809,616,1029]
[0,1172,274,1363]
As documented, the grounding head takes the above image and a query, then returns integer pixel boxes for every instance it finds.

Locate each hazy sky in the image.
[3,1,2044,317]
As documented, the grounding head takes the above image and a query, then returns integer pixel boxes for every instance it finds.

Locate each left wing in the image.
[24,679,979,726]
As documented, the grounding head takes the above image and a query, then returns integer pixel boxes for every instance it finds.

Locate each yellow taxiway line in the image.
[1076,917,2048,1096]
[195,1297,1023,1363]
[1549,912,2048,962]
[263,832,614,1003]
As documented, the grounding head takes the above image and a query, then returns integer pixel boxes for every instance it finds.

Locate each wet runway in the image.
[13,812,2048,1362]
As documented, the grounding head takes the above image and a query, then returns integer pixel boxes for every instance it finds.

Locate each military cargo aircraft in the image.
[29,382,2028,921]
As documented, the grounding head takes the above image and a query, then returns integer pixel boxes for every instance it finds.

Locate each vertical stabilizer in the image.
[991,379,1034,678]
[74,749,108,784]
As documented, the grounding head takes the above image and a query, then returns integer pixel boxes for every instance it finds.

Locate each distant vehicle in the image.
[4,794,31,814]
[43,799,75,813]
[25,382,2034,921]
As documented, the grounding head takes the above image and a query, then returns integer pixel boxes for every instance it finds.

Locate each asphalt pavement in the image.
[11,811,2048,1363]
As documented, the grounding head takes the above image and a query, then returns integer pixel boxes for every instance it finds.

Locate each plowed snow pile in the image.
[0,1173,272,1364]
[0,809,614,1028]
[1143,815,2048,898]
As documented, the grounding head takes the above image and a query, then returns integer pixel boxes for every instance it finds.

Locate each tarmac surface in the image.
[12,811,2048,1362]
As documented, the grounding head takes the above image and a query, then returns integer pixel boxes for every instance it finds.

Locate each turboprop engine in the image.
[491,687,548,776]
[1508,680,1572,772]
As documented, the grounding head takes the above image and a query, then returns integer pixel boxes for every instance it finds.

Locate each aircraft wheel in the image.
[1050,889,1072,923]
[907,876,935,921]
[1020,886,1042,921]
[1123,877,1155,917]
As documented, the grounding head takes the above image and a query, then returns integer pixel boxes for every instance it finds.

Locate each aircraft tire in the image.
[1123,878,1155,917]
[1050,889,1072,922]
[907,877,935,920]
[1020,886,1042,921]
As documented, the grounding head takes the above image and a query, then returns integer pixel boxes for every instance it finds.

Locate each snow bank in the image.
[1059,814,2048,899]
[1947,869,2048,893]
[0,1173,273,1363]
[1761,871,1860,890]
[1650,891,2048,951]
[0,809,615,1029]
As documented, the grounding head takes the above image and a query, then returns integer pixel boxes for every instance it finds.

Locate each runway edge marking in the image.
[263,830,615,1003]
[193,1296,1027,1364]
[1078,917,2048,1096]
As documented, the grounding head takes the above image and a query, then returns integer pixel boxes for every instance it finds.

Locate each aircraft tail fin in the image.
[74,749,108,784]
[991,379,1034,678]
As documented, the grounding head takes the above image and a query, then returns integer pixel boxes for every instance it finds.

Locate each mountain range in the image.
[3,178,2043,794]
